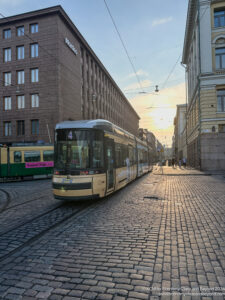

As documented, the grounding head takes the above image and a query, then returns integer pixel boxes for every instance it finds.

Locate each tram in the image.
[52,119,153,200]
[0,144,54,180]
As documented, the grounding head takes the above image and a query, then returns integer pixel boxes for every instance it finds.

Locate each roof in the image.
[0,5,140,120]
[55,119,138,141]
[56,119,113,131]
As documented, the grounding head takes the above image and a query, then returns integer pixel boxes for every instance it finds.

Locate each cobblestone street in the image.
[0,167,225,299]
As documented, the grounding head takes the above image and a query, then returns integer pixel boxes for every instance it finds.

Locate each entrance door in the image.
[105,138,114,191]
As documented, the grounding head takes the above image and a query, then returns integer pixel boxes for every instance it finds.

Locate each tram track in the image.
[1,193,53,212]
[0,188,11,213]
[0,198,102,264]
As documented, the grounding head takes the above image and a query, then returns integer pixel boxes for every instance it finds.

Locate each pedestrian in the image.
[172,158,175,168]
[179,159,182,168]
[183,157,186,168]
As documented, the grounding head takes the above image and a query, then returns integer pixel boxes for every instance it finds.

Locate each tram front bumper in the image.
[52,182,94,199]
[52,174,106,200]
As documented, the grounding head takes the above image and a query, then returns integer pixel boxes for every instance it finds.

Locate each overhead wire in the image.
[103,0,145,93]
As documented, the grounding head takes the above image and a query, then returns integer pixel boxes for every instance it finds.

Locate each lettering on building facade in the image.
[65,37,78,55]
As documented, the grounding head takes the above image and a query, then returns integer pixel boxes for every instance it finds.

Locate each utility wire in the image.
[124,77,185,92]
[103,0,144,93]
[161,54,182,90]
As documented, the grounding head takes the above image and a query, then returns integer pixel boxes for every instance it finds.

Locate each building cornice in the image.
[182,0,197,64]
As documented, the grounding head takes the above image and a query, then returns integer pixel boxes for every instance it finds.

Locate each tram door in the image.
[105,138,115,191]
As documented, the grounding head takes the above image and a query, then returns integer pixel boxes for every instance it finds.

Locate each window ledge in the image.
[215,69,225,74]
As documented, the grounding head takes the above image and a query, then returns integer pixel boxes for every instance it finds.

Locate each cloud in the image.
[152,17,173,27]
[127,69,149,79]
[124,79,153,93]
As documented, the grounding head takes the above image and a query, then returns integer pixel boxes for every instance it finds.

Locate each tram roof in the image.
[56,119,113,130]
[56,119,136,140]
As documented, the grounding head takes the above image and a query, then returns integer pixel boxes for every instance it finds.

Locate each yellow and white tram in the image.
[52,120,152,200]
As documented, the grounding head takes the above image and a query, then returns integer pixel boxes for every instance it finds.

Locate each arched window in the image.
[214,37,225,69]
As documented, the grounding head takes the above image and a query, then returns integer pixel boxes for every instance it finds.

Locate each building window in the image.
[31,119,39,134]
[17,70,25,84]
[3,48,11,62]
[31,94,39,107]
[30,43,38,58]
[17,26,24,36]
[16,45,25,60]
[17,95,25,109]
[17,120,25,136]
[3,29,11,39]
[217,90,225,112]
[4,121,12,136]
[214,9,225,27]
[4,96,11,110]
[31,68,39,82]
[30,23,38,34]
[4,72,11,86]
[215,48,225,69]
[218,124,225,132]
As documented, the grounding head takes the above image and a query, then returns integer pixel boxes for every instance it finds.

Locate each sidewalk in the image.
[153,165,204,176]
[0,167,225,299]
[154,165,225,177]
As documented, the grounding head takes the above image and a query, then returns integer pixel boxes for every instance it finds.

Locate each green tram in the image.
[0,144,54,181]
[53,120,153,200]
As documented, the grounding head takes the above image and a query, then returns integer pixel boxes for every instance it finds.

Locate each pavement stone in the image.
[0,166,225,299]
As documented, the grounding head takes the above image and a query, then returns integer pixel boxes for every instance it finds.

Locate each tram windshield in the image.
[55,129,104,170]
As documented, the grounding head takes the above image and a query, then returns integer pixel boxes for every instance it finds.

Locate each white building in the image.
[173,104,187,163]
[182,0,225,170]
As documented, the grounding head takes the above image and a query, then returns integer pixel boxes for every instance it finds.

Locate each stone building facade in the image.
[173,104,187,164]
[182,0,225,171]
[0,6,140,145]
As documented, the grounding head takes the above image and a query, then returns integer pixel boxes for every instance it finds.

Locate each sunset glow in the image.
[128,82,186,146]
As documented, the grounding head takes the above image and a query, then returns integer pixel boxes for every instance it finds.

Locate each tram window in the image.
[121,144,127,167]
[92,141,104,168]
[115,143,127,167]
[43,150,54,161]
[128,145,134,165]
[70,144,89,169]
[133,148,137,164]
[24,151,40,162]
[92,131,104,169]
[115,143,122,167]
[138,149,143,163]
[14,151,22,163]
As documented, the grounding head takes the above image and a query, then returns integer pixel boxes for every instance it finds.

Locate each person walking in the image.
[179,159,182,168]
[172,158,175,168]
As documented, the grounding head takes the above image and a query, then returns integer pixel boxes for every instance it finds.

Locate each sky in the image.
[0,0,188,147]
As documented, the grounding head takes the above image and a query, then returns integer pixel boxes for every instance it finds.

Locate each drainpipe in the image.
[197,0,202,170]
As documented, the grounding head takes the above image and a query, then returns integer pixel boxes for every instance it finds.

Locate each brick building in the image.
[0,6,140,144]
